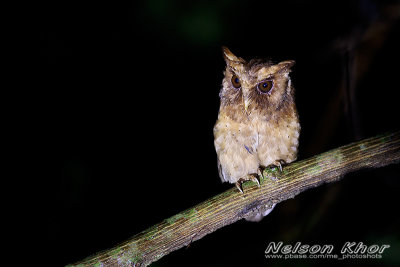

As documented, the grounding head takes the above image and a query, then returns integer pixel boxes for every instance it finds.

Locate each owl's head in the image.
[219,46,295,117]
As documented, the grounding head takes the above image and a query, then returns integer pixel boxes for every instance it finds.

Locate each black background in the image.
[29,0,400,266]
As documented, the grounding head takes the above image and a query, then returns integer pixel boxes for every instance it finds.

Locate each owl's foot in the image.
[249,174,261,187]
[259,160,287,181]
[258,166,266,179]
[235,174,260,194]
[235,181,244,194]
[258,165,274,180]
[272,159,286,173]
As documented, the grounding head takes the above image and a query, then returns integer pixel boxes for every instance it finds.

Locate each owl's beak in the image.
[244,98,250,115]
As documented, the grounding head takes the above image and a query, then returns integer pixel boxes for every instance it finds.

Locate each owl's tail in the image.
[244,203,277,222]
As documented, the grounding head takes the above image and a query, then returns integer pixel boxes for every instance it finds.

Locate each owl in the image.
[213,47,300,221]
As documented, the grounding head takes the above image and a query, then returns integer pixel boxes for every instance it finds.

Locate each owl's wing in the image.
[217,158,228,182]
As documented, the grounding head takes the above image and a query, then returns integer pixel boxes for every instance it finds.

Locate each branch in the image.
[68,131,400,267]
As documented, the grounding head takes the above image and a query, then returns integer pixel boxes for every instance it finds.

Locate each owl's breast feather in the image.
[213,114,260,183]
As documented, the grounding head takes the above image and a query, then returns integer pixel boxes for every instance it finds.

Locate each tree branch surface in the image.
[68,131,400,267]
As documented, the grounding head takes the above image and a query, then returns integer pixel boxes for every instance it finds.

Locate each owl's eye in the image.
[257,80,274,94]
[231,75,241,88]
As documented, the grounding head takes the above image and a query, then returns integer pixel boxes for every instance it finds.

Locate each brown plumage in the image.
[213,47,300,221]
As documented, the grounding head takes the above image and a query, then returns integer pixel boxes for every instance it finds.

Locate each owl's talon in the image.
[235,181,244,194]
[258,166,266,179]
[260,161,286,181]
[235,174,260,193]
[249,174,260,187]
[272,159,286,173]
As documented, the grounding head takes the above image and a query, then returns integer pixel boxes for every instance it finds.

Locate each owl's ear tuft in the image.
[277,60,295,72]
[222,46,245,65]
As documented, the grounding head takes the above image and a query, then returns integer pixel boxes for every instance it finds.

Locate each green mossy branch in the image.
[68,131,400,267]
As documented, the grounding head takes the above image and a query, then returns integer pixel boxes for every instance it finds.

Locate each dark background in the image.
[31,0,400,266]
